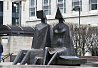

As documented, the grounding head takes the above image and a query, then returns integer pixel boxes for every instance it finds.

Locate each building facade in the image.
[0,0,98,26]
[24,0,98,26]
[0,0,98,61]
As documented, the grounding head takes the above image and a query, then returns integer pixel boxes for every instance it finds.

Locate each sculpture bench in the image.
[50,56,87,66]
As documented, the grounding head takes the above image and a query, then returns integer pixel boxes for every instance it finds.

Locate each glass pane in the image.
[49,0,51,4]
[91,4,97,10]
[12,3,19,12]
[73,2,79,5]
[73,0,82,11]
[31,0,35,6]
[31,12,35,16]
[44,6,48,9]
[73,0,79,2]
[58,4,63,7]
[73,6,81,11]
[49,10,51,15]
[44,9,48,11]
[0,16,3,25]
[43,0,51,15]
[64,0,66,7]
[80,6,82,11]
[91,0,97,3]
[58,0,63,2]
[15,19,18,22]
[0,1,3,12]
[80,1,82,5]
[44,10,48,15]
[44,0,48,4]
[30,8,35,11]
[60,8,63,13]
[64,8,66,13]
[12,18,16,25]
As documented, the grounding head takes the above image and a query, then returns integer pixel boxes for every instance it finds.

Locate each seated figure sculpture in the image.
[13,10,51,65]
[20,10,51,65]
[20,10,52,65]
[13,8,82,66]
[31,10,51,49]
[51,8,75,56]
[46,8,78,65]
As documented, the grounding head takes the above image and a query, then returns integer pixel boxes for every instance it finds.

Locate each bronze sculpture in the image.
[44,8,77,65]
[13,8,82,65]
[50,8,75,56]
[13,10,51,65]
[31,10,51,49]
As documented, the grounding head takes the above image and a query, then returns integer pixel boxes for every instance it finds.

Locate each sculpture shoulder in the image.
[54,23,69,29]
[53,23,69,33]
[35,23,50,30]
[36,23,49,27]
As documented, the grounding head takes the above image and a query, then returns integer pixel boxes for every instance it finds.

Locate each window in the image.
[12,2,19,26]
[89,0,97,10]
[43,0,51,15]
[72,0,82,11]
[57,0,66,13]
[0,1,3,25]
[29,0,37,16]
[0,1,3,12]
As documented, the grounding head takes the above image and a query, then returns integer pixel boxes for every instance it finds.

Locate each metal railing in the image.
[1,53,13,62]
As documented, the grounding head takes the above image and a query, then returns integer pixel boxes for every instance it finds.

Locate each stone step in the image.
[80,56,98,62]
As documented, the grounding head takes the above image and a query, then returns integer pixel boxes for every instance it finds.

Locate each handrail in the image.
[1,53,13,62]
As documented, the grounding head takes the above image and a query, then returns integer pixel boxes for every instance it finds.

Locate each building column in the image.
[3,1,12,25]
[82,0,89,15]
[21,0,30,26]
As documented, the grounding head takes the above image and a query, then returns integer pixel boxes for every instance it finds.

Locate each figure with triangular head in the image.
[47,8,76,65]
[50,7,75,56]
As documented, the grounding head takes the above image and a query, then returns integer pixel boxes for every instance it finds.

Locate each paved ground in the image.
[0,62,98,68]
[0,62,13,65]
[0,65,97,68]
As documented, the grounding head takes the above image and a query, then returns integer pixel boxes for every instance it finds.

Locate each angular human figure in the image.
[51,7,75,55]
[31,10,51,49]
[20,10,51,65]
[47,8,76,65]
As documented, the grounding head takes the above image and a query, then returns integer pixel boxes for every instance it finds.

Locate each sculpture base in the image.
[51,56,87,66]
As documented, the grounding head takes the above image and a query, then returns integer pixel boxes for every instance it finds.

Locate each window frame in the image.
[12,2,20,26]
[89,0,97,10]
[29,0,37,17]
[43,0,51,15]
[72,0,82,11]
[57,0,66,13]
[0,1,3,25]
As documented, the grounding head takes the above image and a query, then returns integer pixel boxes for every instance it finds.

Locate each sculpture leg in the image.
[20,50,31,65]
[13,50,27,65]
[47,52,58,65]
[43,47,48,65]
[30,49,43,65]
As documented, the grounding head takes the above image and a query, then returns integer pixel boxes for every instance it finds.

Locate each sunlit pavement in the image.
[0,62,13,65]
[0,62,98,68]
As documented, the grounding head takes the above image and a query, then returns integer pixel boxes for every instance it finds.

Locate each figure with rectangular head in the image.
[19,10,51,65]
